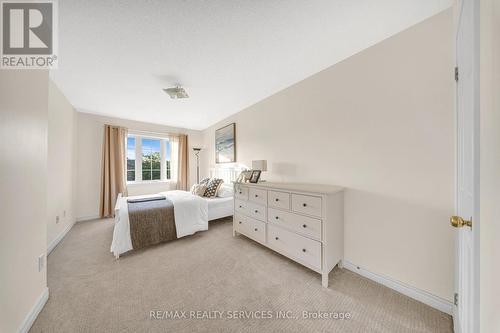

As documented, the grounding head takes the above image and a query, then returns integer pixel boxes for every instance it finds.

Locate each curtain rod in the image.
[127,128,186,137]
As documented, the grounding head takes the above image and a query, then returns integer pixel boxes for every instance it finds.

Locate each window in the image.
[126,134,172,183]
[165,140,171,180]
[142,138,161,181]
[126,137,135,181]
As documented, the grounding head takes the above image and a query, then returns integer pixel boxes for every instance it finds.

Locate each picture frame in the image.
[249,170,261,183]
[215,123,236,163]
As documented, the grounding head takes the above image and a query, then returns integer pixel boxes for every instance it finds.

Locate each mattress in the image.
[206,196,233,220]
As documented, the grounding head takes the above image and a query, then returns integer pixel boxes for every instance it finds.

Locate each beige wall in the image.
[47,81,78,248]
[76,112,203,220]
[0,71,49,332]
[480,0,500,331]
[201,9,454,301]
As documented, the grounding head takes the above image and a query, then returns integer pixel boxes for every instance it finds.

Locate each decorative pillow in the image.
[203,178,224,198]
[217,184,234,198]
[191,178,210,196]
[191,184,207,197]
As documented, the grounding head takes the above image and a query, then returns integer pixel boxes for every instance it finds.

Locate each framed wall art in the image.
[215,123,236,163]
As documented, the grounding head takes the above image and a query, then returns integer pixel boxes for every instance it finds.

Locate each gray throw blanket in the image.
[127,198,177,250]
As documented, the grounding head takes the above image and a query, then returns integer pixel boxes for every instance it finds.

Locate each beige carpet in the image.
[30,217,452,333]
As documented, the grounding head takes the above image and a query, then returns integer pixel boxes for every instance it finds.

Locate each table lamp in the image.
[251,160,267,182]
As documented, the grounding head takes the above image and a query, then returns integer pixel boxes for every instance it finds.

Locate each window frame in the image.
[126,133,173,184]
[126,136,137,182]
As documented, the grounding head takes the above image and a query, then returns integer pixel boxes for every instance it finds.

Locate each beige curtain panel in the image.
[100,125,128,218]
[176,134,189,190]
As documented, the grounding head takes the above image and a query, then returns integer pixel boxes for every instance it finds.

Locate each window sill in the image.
[127,180,175,186]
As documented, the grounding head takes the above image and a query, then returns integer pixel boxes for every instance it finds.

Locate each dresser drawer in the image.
[267,224,321,270]
[235,199,266,221]
[249,188,267,205]
[234,185,249,200]
[292,194,322,217]
[246,201,267,222]
[235,199,248,216]
[268,191,290,210]
[234,213,266,244]
[268,208,321,240]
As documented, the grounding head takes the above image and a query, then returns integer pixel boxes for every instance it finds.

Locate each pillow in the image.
[203,178,224,198]
[199,177,210,185]
[217,184,234,198]
[190,178,210,195]
[191,184,207,197]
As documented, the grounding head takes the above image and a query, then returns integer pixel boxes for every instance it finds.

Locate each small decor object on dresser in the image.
[215,123,235,163]
[249,170,261,183]
[235,170,252,183]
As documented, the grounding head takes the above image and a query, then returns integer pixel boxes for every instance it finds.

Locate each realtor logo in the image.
[1,0,58,68]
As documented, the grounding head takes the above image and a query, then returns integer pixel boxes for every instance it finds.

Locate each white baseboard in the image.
[18,287,49,333]
[342,260,453,315]
[48,220,75,255]
[76,214,100,222]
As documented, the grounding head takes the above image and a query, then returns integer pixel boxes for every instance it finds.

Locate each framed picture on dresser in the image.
[215,123,236,163]
[249,170,261,183]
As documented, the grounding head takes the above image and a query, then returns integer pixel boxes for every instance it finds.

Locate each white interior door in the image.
[454,0,479,332]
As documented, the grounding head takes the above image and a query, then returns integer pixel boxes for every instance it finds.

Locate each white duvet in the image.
[111,190,208,257]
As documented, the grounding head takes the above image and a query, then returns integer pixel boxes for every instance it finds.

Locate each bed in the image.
[110,166,245,258]
[206,196,234,220]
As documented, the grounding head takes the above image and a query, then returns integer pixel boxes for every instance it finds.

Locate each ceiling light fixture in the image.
[163,86,189,99]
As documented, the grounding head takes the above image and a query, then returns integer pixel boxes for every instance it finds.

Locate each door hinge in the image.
[455,67,459,82]
[454,293,459,306]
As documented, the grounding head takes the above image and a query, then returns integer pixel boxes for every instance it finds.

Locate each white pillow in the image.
[217,184,234,198]
[191,184,207,197]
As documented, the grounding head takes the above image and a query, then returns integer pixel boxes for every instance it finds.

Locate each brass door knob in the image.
[450,216,472,228]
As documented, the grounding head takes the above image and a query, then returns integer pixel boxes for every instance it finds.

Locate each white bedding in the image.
[206,196,234,220]
[111,190,209,257]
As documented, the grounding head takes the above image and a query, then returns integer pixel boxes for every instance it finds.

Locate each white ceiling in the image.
[50,0,452,130]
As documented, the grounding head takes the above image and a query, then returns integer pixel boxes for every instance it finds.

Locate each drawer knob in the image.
[302,203,307,207]
[275,198,279,202]
[254,228,258,231]
[254,210,258,213]
[275,237,279,240]
[302,224,307,228]
[302,248,306,253]
[238,221,242,224]
[255,194,258,197]
[239,205,242,208]
[239,191,242,194]
[275,216,279,220]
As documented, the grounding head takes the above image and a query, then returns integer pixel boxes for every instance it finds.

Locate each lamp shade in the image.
[252,160,267,171]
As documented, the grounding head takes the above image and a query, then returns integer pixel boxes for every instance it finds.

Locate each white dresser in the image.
[233,182,344,287]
